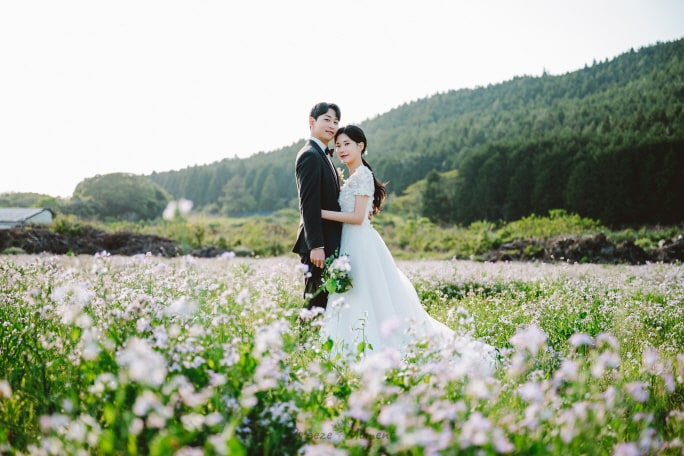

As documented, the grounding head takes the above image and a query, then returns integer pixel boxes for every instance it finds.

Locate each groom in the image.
[293,102,343,310]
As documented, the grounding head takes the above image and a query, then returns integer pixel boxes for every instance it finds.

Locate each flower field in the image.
[1,254,683,455]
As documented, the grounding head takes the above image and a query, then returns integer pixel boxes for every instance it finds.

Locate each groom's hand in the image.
[310,248,325,269]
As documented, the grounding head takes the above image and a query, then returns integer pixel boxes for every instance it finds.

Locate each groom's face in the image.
[310,108,339,144]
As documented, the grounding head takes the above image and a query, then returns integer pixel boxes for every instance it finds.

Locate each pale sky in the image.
[1,0,683,198]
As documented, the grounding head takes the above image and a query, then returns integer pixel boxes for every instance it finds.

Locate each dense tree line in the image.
[424,135,683,226]
[143,38,683,226]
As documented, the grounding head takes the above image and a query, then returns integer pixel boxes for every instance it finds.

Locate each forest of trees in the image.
[3,38,682,226]
[146,38,683,227]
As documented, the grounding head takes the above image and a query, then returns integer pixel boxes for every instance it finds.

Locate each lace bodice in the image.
[339,165,374,224]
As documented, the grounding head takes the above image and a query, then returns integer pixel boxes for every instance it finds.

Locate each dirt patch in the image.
[482,233,684,264]
[0,226,180,257]
[1,226,682,264]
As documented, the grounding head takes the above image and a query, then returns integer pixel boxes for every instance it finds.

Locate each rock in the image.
[484,233,682,265]
[650,235,684,263]
[0,226,179,257]
[189,246,231,258]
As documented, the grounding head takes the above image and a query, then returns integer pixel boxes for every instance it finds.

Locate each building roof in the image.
[0,208,54,229]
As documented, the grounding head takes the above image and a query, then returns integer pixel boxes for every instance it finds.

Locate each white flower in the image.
[330,255,351,272]
[80,328,101,361]
[51,283,94,325]
[642,348,660,373]
[175,446,204,456]
[66,420,87,443]
[177,198,193,215]
[163,201,178,220]
[625,381,649,403]
[163,199,193,220]
[553,359,579,385]
[236,289,250,305]
[569,332,593,347]
[295,263,310,275]
[378,401,410,432]
[466,378,492,400]
[116,337,168,387]
[510,324,548,355]
[39,414,71,433]
[75,313,93,329]
[613,442,641,456]
[518,381,546,403]
[301,443,348,456]
[603,385,618,410]
[205,412,223,427]
[0,380,12,399]
[253,357,280,390]
[181,413,205,432]
[165,296,198,320]
[221,344,240,367]
[380,316,402,337]
[460,412,492,448]
[133,390,162,416]
[129,418,144,436]
[253,321,287,358]
[299,306,325,321]
[147,411,169,428]
[596,332,619,350]
[492,428,515,453]
[591,350,620,378]
[89,373,118,395]
[400,428,440,448]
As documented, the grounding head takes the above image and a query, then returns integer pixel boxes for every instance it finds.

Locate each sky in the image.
[1,1,683,198]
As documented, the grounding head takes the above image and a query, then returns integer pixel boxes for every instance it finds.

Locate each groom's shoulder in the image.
[296,143,319,161]
[298,140,315,153]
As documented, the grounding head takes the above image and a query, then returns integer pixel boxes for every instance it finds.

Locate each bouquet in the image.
[319,250,353,294]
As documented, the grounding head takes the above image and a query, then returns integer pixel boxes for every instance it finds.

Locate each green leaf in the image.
[103,403,117,426]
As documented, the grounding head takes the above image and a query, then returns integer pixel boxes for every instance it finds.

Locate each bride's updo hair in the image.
[335,125,387,215]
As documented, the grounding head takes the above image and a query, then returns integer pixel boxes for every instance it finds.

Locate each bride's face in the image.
[334,134,364,166]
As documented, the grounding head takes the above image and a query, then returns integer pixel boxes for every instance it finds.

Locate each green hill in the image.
[149,38,684,226]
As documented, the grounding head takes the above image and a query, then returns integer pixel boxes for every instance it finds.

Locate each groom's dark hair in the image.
[310,102,341,121]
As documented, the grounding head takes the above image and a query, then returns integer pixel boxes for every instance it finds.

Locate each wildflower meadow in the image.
[0,253,682,455]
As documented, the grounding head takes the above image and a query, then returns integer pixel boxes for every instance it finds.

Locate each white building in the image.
[0,208,55,230]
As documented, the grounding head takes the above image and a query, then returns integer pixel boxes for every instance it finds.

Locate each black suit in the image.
[293,139,342,309]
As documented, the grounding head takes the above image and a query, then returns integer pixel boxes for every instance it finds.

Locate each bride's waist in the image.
[343,222,373,229]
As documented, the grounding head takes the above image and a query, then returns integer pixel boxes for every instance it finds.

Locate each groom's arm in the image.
[296,151,325,252]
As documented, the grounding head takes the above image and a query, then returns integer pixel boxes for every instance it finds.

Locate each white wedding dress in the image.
[321,165,496,371]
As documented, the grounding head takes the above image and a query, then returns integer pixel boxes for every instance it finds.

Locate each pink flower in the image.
[625,382,649,403]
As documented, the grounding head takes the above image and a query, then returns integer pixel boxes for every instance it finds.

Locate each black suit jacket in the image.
[292,140,342,259]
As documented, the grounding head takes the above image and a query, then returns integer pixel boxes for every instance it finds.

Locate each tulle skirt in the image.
[320,223,496,371]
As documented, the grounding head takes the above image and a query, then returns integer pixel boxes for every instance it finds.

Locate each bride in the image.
[319,125,496,369]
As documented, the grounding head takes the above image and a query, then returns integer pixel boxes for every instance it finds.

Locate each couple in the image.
[293,102,495,366]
